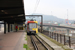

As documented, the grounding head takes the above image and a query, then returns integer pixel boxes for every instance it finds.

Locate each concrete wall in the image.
[0,24,4,32]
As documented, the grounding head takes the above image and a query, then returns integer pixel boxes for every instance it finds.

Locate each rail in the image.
[30,35,38,50]
[31,35,49,50]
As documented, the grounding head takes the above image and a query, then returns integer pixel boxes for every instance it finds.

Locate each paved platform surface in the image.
[0,30,26,50]
[37,33,64,50]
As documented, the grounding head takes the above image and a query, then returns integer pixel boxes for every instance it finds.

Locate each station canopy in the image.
[0,0,25,24]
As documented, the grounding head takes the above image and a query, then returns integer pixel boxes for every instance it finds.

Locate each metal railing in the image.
[38,26,75,48]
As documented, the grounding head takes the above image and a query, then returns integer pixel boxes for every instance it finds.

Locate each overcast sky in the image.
[24,0,75,20]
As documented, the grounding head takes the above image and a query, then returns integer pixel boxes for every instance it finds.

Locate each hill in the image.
[30,13,74,24]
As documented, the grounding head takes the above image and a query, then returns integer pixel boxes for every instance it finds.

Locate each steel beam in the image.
[8,23,10,32]
[25,15,43,33]
[43,25,75,30]
[4,22,6,34]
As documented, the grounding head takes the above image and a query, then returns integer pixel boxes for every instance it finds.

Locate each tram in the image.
[27,20,38,35]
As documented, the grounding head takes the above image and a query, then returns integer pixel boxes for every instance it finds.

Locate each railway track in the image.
[30,35,53,50]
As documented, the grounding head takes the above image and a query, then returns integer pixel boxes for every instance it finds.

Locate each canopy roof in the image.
[0,0,25,24]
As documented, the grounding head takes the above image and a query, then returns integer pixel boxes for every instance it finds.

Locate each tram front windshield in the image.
[29,23,37,28]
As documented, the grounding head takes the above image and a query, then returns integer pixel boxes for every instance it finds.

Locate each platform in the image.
[0,30,27,50]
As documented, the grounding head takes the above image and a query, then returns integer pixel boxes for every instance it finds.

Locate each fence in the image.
[38,26,75,48]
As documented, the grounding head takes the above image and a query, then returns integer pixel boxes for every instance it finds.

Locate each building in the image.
[65,19,68,24]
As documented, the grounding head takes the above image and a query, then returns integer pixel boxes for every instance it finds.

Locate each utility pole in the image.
[67,9,69,24]
[67,9,68,20]
[51,11,52,15]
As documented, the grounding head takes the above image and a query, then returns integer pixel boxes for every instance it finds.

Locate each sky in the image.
[24,0,75,20]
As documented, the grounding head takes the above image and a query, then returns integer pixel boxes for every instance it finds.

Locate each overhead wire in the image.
[32,0,40,14]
